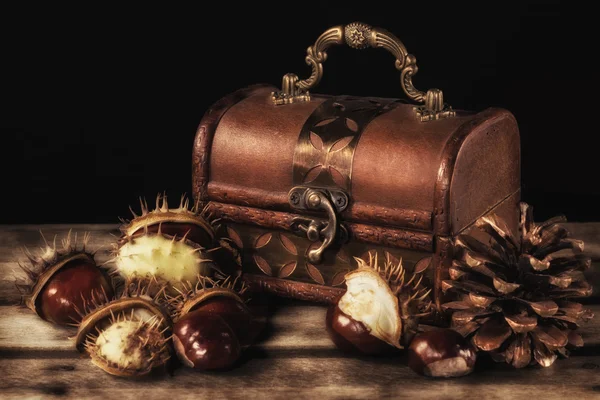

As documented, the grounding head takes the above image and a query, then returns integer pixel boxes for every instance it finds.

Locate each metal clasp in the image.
[288,186,349,264]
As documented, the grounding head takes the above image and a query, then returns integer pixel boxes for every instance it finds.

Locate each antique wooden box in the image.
[191,23,520,312]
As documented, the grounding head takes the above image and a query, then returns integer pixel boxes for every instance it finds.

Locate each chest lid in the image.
[192,22,520,257]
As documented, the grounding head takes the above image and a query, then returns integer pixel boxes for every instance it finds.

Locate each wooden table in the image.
[1,224,599,399]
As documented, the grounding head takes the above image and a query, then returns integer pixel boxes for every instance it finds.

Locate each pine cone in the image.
[442,202,594,368]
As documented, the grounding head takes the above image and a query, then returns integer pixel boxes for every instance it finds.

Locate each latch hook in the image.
[289,187,349,264]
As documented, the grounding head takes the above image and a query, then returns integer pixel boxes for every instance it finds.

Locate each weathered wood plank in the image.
[0,352,599,399]
[2,304,599,352]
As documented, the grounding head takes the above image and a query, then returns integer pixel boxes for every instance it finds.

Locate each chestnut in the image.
[326,304,393,355]
[173,310,241,370]
[408,329,477,378]
[325,253,431,355]
[38,258,113,325]
[190,295,261,348]
[20,232,114,325]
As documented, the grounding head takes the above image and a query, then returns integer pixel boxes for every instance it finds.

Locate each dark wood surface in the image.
[1,224,599,399]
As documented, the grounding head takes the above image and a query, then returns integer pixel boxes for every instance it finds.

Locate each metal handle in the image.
[271,22,454,122]
[289,187,349,264]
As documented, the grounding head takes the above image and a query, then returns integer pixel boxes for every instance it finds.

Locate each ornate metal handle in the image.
[271,22,454,122]
[289,187,349,264]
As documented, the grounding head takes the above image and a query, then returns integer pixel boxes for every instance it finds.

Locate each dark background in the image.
[3,1,599,224]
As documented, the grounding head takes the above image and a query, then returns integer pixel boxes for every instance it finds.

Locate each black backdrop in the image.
[3,1,599,224]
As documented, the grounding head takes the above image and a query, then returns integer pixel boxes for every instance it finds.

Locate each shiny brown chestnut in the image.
[39,259,113,325]
[19,232,114,325]
[169,277,262,369]
[408,329,477,378]
[326,304,393,355]
[190,296,262,348]
[173,310,241,370]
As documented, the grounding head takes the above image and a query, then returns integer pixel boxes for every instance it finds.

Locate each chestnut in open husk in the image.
[408,329,477,378]
[74,280,173,377]
[169,276,261,370]
[326,252,432,355]
[111,194,241,292]
[17,231,114,325]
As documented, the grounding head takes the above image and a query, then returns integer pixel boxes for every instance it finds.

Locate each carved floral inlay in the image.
[245,231,303,279]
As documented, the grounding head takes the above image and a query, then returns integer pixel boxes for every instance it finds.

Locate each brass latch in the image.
[288,186,349,264]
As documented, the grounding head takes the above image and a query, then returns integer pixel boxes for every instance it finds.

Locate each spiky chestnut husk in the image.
[120,194,216,246]
[169,276,262,369]
[326,252,432,355]
[112,194,240,291]
[74,280,173,377]
[442,202,594,368]
[16,231,114,326]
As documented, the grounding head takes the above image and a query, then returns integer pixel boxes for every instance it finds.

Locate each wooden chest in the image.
[191,23,520,312]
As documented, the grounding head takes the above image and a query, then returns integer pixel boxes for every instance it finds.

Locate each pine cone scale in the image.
[462,255,501,278]
[442,300,472,310]
[519,299,558,317]
[508,333,532,368]
[521,254,550,271]
[452,308,496,325]
[504,313,537,333]
[535,224,568,249]
[442,280,496,296]
[522,272,568,289]
[549,281,592,298]
[469,293,495,307]
[532,336,557,367]
[567,331,583,347]
[492,276,521,294]
[473,318,512,351]
[547,254,591,273]
[476,216,518,253]
[533,238,584,259]
[453,320,481,337]
[557,300,582,315]
[531,325,568,349]
[456,235,506,266]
